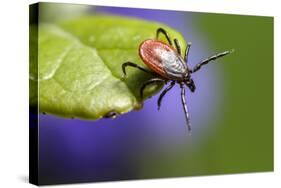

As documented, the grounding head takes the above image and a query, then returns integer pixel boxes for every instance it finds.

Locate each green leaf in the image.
[30,15,186,120]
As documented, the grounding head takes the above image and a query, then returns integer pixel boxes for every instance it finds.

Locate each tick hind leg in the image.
[156,28,173,46]
[122,61,152,77]
[157,81,175,110]
[140,78,166,99]
[180,83,192,132]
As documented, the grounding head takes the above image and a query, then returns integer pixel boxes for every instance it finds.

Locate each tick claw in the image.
[230,48,235,53]
[157,106,160,111]
[121,75,127,80]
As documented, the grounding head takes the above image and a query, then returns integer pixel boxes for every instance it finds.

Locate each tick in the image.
[122,28,233,132]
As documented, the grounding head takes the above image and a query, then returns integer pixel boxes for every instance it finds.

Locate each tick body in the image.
[139,39,188,81]
[122,28,233,132]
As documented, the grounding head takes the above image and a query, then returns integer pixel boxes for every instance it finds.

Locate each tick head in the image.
[184,77,196,92]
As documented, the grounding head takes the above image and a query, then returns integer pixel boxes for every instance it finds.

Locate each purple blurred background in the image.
[37,6,223,184]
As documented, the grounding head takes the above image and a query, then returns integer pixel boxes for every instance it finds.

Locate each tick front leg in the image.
[122,62,152,77]
[140,78,166,99]
[184,42,192,63]
[191,49,234,73]
[157,81,175,110]
[156,28,173,46]
[174,39,181,55]
[180,83,191,132]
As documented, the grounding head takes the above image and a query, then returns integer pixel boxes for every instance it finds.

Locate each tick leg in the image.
[174,39,181,55]
[180,83,191,132]
[191,49,234,73]
[157,81,175,110]
[140,78,166,99]
[156,28,173,46]
[184,42,192,63]
[122,62,152,77]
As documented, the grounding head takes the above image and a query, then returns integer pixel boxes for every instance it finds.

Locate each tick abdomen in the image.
[139,39,187,80]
